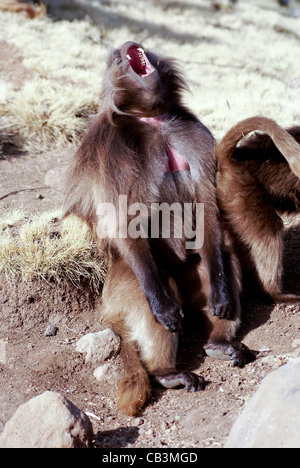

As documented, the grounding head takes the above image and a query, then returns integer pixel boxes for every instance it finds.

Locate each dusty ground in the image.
[0,0,300,449]
[0,237,299,448]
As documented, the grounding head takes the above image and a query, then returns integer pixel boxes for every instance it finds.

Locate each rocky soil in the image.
[0,0,300,449]
[1,256,300,448]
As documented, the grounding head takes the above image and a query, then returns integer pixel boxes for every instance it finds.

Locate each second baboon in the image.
[216,116,300,301]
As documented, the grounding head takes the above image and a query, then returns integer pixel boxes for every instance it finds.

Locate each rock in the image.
[0,391,94,448]
[75,329,121,364]
[93,362,120,382]
[93,363,111,380]
[44,324,58,336]
[225,358,300,448]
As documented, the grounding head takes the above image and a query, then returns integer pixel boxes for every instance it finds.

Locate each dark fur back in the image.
[216,116,300,178]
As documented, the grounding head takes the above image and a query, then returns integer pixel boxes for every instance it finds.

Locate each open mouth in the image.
[126,46,155,77]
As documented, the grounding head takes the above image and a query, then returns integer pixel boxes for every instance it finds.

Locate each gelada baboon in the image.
[64,41,253,416]
[216,116,300,302]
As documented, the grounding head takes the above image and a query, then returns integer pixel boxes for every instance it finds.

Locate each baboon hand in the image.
[209,292,234,319]
[180,371,206,392]
[151,295,184,332]
[154,370,206,392]
[204,341,257,367]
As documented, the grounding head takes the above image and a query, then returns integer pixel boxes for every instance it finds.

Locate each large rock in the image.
[225,358,300,448]
[0,391,94,448]
[75,329,121,364]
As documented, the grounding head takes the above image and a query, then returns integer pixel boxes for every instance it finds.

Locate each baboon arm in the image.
[201,215,234,319]
[117,236,183,332]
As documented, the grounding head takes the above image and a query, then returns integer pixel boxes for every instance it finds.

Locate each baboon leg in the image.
[179,254,255,367]
[111,322,152,417]
[244,213,283,299]
[204,254,254,367]
[101,258,204,416]
[220,172,284,298]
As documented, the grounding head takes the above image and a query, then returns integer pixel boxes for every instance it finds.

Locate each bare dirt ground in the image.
[1,106,299,450]
[0,2,300,449]
[0,235,299,448]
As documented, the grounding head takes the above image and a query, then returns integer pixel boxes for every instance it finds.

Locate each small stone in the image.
[160,420,168,431]
[75,329,121,364]
[133,417,144,426]
[93,363,111,380]
[44,324,58,337]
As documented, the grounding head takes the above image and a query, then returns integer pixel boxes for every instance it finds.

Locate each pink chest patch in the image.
[165,146,190,173]
[139,116,190,174]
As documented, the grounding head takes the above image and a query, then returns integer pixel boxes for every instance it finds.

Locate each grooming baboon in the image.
[65,41,253,416]
[216,116,300,302]
[0,1,46,18]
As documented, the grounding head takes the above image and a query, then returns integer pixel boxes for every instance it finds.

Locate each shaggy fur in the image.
[216,116,300,301]
[64,41,253,415]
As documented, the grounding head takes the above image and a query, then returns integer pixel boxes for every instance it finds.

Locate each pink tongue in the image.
[127,46,146,75]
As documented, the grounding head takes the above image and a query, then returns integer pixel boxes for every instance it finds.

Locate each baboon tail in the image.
[112,323,152,416]
[216,116,300,178]
[117,368,152,417]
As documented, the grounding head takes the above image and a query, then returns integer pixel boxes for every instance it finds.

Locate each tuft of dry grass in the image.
[1,1,300,153]
[0,209,107,292]
[2,79,101,152]
[0,13,105,153]
[0,0,299,288]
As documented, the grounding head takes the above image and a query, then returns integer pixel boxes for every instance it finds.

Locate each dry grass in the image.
[0,14,104,152]
[0,209,106,291]
[0,0,300,153]
[0,0,299,284]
